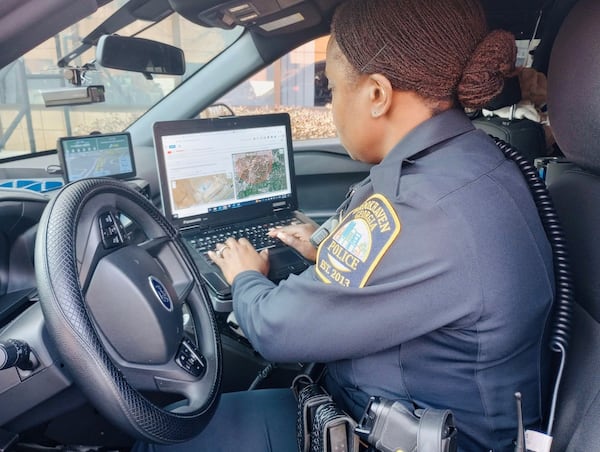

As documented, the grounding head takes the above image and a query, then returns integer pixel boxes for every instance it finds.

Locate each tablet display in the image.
[57,132,136,183]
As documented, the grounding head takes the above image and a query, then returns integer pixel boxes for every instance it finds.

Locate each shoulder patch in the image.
[315,194,401,288]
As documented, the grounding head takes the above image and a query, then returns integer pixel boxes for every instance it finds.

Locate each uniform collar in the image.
[380,108,475,164]
[366,109,475,200]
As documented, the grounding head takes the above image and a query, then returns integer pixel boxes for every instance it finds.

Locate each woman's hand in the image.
[208,237,269,285]
[268,223,318,262]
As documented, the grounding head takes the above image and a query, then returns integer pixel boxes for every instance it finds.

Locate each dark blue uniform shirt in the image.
[231,109,554,451]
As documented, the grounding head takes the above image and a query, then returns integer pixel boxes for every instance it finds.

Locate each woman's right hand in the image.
[268,223,318,262]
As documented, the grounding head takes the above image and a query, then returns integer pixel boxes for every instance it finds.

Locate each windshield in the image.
[0,3,242,160]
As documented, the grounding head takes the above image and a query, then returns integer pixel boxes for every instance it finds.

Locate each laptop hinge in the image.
[181,224,208,232]
[273,207,295,218]
[272,200,291,212]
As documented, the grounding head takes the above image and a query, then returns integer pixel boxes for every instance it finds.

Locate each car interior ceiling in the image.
[0,0,555,75]
[1,0,596,450]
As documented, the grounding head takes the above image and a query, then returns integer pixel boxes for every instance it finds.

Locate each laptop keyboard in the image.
[187,217,302,256]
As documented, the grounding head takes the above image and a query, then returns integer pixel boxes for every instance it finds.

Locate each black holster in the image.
[355,396,457,452]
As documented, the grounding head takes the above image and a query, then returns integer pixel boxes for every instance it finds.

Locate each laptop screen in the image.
[153,113,298,231]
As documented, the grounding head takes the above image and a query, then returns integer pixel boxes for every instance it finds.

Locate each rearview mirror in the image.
[96,35,185,76]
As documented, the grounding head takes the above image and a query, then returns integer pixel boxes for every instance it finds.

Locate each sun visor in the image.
[0,0,97,70]
[170,0,322,34]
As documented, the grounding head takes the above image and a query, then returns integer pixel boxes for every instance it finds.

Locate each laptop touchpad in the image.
[267,247,309,282]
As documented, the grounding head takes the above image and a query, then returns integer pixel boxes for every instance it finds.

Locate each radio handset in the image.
[310,176,371,248]
[309,215,339,247]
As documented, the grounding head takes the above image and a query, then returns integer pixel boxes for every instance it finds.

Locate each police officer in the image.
[137,0,553,450]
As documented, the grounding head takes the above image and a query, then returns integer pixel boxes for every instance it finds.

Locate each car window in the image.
[0,4,242,160]
[210,36,337,141]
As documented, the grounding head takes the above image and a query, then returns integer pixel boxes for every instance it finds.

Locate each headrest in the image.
[484,76,522,111]
[548,0,600,173]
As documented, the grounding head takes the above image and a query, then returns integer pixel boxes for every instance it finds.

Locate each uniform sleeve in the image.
[232,198,483,364]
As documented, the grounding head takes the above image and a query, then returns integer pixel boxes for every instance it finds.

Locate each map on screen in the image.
[58,132,136,183]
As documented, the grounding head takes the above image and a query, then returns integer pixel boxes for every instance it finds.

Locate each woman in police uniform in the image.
[138,0,553,450]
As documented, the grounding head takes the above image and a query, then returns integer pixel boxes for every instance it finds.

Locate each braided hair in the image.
[330,0,516,110]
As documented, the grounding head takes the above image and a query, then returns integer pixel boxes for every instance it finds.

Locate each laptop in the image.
[153,113,312,301]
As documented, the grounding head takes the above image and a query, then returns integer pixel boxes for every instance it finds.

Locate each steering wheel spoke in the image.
[121,337,212,412]
[138,235,195,302]
[35,179,221,443]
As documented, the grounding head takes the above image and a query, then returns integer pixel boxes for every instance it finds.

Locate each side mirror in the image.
[96,35,186,76]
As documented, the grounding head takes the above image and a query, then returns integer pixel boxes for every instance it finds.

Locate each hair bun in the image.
[457,30,517,109]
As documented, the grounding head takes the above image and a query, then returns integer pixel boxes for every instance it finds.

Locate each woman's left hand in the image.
[208,237,270,284]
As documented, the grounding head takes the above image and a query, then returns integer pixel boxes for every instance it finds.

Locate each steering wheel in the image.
[34,178,221,444]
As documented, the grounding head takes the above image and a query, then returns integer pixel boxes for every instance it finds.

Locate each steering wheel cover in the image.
[35,178,221,443]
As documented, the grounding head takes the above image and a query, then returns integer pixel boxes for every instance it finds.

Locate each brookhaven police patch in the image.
[315,194,401,288]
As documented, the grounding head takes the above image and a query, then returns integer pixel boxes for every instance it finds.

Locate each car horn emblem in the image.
[149,276,173,312]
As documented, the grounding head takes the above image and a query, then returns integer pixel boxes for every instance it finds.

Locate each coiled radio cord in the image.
[494,137,574,435]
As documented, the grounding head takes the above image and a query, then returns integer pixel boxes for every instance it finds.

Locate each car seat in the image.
[541,0,600,449]
[472,75,548,163]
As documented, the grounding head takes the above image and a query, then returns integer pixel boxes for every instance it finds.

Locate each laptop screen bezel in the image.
[153,113,299,232]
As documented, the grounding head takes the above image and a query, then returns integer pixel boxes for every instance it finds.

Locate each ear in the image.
[367,73,393,118]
